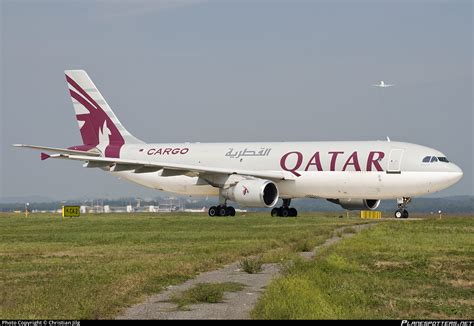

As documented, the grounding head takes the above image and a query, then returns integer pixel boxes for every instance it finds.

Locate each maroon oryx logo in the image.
[242,186,249,196]
[66,74,124,158]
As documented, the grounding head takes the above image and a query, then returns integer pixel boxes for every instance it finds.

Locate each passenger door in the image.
[387,149,404,174]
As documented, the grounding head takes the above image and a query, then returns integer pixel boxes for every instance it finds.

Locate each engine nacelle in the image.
[328,198,381,211]
[222,179,279,208]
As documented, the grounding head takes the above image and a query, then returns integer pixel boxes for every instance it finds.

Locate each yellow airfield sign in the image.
[62,206,80,217]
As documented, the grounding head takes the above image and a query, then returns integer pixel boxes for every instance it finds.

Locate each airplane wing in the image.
[48,153,296,181]
[15,144,296,180]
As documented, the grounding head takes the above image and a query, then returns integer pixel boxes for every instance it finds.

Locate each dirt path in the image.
[117,223,376,320]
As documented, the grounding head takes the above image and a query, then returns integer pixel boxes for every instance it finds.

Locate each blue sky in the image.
[1,0,472,200]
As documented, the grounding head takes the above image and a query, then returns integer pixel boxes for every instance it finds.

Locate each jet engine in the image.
[328,198,380,211]
[222,179,279,207]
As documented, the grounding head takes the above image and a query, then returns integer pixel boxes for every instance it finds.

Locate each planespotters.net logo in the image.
[401,321,473,326]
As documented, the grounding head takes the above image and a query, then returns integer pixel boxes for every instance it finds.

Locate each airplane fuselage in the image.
[117,140,463,200]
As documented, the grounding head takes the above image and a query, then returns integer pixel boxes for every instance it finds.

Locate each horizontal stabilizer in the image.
[13,144,100,156]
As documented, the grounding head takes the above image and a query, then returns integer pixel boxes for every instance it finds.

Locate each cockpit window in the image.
[423,156,449,163]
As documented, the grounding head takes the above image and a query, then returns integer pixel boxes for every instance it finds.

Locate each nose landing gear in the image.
[394,209,409,219]
[271,199,298,217]
[394,197,411,219]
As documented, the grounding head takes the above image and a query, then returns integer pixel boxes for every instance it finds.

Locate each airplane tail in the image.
[65,70,143,158]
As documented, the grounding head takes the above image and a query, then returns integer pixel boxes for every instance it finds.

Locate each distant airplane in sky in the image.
[373,80,395,88]
[14,70,462,219]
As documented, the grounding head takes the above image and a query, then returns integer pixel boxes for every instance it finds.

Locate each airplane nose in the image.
[450,163,463,184]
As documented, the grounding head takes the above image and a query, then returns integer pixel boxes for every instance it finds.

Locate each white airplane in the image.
[14,70,462,218]
[373,80,395,88]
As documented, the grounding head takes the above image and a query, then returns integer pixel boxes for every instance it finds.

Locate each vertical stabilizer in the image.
[65,70,143,158]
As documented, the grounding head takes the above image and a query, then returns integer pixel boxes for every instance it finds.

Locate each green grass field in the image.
[252,217,473,319]
[0,212,368,319]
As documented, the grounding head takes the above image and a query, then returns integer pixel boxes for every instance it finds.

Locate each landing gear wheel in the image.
[271,198,298,217]
[208,206,218,217]
[218,206,228,216]
[227,206,236,217]
[394,197,411,219]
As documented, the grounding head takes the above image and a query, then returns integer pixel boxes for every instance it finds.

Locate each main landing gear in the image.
[271,199,298,217]
[394,197,411,219]
[208,205,236,217]
[208,193,236,217]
